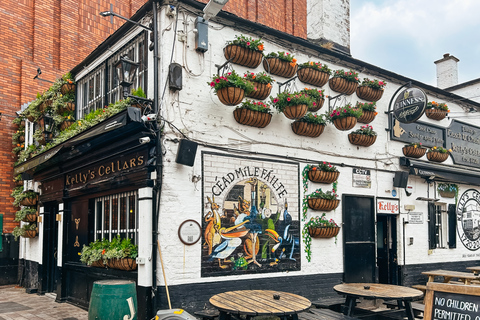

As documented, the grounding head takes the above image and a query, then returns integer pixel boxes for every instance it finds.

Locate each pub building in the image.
[12,0,480,319]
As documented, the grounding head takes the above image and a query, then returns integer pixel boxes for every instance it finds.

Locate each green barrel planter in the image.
[88,280,137,320]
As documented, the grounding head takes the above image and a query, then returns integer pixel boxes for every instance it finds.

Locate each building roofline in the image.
[444,78,480,91]
[71,0,480,110]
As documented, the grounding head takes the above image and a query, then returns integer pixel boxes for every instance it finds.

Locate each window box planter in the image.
[308,226,340,238]
[224,44,263,68]
[107,257,137,271]
[348,134,377,147]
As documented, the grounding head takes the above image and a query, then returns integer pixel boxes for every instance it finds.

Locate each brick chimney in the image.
[306,0,350,55]
[434,53,459,89]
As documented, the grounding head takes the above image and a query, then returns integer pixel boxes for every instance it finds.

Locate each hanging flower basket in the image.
[263,57,298,78]
[217,87,245,106]
[246,82,272,100]
[329,77,358,95]
[402,145,426,158]
[91,260,106,268]
[244,71,274,100]
[291,121,325,138]
[356,86,384,102]
[425,108,447,121]
[107,258,137,271]
[233,108,272,128]
[333,117,357,130]
[438,190,455,198]
[427,151,449,162]
[308,169,340,184]
[298,68,330,87]
[22,213,38,223]
[61,83,75,95]
[308,226,340,238]
[308,198,340,211]
[37,102,47,113]
[348,134,377,147]
[57,102,75,114]
[308,98,324,112]
[59,120,75,131]
[357,110,376,124]
[282,104,307,119]
[20,196,38,207]
[224,44,263,68]
[23,230,37,238]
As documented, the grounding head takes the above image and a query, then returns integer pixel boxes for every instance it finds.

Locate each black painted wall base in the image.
[402,260,480,286]
[0,234,19,286]
[18,259,39,292]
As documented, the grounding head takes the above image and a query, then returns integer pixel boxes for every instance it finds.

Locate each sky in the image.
[350,0,480,87]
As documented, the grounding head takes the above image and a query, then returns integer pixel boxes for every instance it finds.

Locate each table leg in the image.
[403,301,415,320]
[343,296,356,316]
[219,311,231,320]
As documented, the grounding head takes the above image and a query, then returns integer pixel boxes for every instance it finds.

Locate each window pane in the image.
[104,199,110,238]
[112,197,118,235]
[96,200,102,239]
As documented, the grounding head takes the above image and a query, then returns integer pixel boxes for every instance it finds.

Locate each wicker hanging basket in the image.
[308,170,340,184]
[333,117,357,131]
[356,86,384,102]
[348,134,377,147]
[297,68,330,87]
[22,213,38,223]
[307,198,340,211]
[308,226,340,238]
[61,83,76,94]
[425,108,447,121]
[438,190,455,198]
[402,146,426,158]
[90,260,106,268]
[20,196,38,207]
[216,87,245,106]
[329,77,358,95]
[357,110,376,124]
[23,230,37,238]
[224,45,263,68]
[246,82,272,100]
[291,122,325,138]
[59,120,75,131]
[283,104,308,120]
[426,151,449,163]
[107,258,137,271]
[233,109,272,128]
[263,57,298,78]
[309,98,325,112]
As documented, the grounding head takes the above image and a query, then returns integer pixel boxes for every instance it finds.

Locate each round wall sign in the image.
[178,219,202,245]
[393,87,427,123]
[456,189,480,251]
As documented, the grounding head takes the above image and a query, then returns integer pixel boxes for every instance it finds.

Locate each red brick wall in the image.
[0,0,145,233]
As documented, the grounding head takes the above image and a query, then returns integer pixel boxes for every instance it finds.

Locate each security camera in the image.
[141,114,157,122]
[139,137,151,144]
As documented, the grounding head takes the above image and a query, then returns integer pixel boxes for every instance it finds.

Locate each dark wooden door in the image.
[42,203,58,293]
[343,195,375,283]
[377,215,398,284]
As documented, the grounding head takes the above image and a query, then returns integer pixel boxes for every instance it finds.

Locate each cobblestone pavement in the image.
[0,285,88,320]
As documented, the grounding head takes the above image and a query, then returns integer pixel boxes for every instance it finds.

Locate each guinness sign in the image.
[393,87,427,123]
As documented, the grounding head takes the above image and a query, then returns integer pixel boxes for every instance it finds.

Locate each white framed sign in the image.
[178,219,202,245]
[408,212,423,224]
[377,198,400,214]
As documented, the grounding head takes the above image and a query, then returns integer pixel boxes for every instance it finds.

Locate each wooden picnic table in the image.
[466,266,480,275]
[209,290,311,320]
[333,283,423,320]
[421,269,480,284]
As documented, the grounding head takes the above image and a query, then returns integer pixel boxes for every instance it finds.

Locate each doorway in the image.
[377,215,398,284]
[41,203,59,293]
[343,195,375,283]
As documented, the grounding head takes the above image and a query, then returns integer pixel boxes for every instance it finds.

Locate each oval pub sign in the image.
[393,87,427,123]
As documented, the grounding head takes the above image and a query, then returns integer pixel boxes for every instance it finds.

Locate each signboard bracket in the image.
[328,93,347,112]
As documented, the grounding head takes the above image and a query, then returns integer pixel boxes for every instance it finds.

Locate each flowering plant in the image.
[350,125,377,136]
[332,69,360,83]
[301,88,326,100]
[244,71,274,85]
[226,35,264,52]
[428,146,451,154]
[298,61,332,75]
[12,223,37,240]
[61,72,76,85]
[406,142,424,148]
[208,70,254,94]
[235,100,272,114]
[80,235,138,266]
[14,207,37,222]
[427,101,449,112]
[295,112,327,125]
[360,78,386,89]
[270,91,313,112]
[309,161,338,173]
[356,101,377,112]
[328,103,362,122]
[265,51,297,67]
[307,188,338,200]
[305,213,339,228]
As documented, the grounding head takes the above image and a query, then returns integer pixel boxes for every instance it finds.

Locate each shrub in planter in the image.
[12,189,38,207]
[426,146,451,162]
[437,183,458,199]
[402,142,427,158]
[302,162,339,190]
[12,223,38,240]
[14,207,37,223]
[425,101,449,120]
[80,238,110,266]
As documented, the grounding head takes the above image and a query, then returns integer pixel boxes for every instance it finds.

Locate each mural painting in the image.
[201,153,300,277]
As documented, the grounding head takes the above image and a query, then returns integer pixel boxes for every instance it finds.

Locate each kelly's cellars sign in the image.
[393,87,427,123]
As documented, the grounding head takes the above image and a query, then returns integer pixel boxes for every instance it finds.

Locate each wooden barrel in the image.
[88,280,137,320]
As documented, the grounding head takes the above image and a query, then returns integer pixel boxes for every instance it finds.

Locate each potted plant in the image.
[54,92,75,114]
[291,112,327,137]
[426,146,451,163]
[12,129,25,144]
[402,142,426,158]
[60,72,76,94]
[233,100,272,128]
[306,187,340,211]
[263,51,298,78]
[356,101,378,124]
[329,69,360,95]
[104,235,138,271]
[208,70,254,105]
[356,78,387,101]
[12,223,38,240]
[13,174,24,187]
[80,238,109,267]
[301,88,326,112]
[348,125,377,147]
[56,112,75,131]
[270,91,312,120]
[302,213,340,262]
[297,61,331,87]
[437,183,458,199]
[244,71,274,100]
[13,190,39,207]
[224,35,264,68]
[14,207,38,223]
[304,162,340,186]
[426,101,449,121]
[328,103,362,130]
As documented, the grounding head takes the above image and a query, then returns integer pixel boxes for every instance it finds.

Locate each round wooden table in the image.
[209,290,311,320]
[334,283,423,320]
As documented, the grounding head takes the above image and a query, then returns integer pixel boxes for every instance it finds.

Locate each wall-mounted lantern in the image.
[115,56,139,98]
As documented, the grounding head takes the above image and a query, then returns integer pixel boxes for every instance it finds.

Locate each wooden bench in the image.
[298,308,359,320]
[311,297,347,310]
[382,301,425,318]
[194,309,220,320]
[411,284,426,293]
